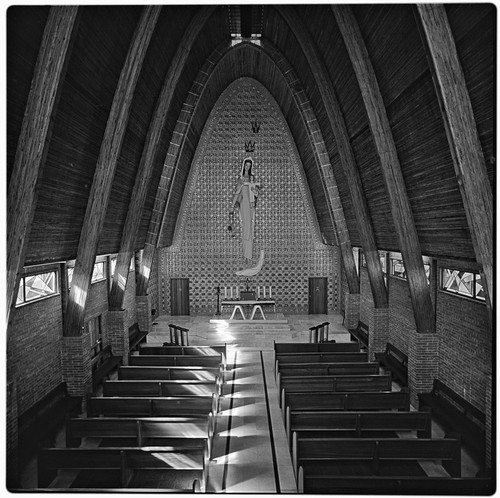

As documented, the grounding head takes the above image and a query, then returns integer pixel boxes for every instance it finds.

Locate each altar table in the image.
[220,300,276,320]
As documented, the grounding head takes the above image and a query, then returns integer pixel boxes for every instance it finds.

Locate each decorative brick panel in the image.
[409,333,439,409]
[344,293,360,329]
[368,307,390,362]
[161,78,338,314]
[108,310,130,366]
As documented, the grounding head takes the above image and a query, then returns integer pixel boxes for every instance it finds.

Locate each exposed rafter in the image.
[333,5,435,334]
[6,6,78,323]
[278,5,387,307]
[64,6,160,336]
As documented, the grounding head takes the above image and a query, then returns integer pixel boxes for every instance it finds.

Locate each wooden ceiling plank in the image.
[333,5,435,334]
[136,7,216,296]
[64,6,160,335]
[416,4,493,314]
[7,6,78,323]
[279,6,387,307]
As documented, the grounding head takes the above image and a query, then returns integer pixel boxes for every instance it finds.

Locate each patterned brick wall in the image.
[161,78,338,314]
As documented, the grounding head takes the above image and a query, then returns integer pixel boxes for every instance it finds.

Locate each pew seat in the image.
[38,445,208,490]
[297,471,493,495]
[276,361,379,379]
[130,354,223,369]
[87,394,218,417]
[91,345,122,392]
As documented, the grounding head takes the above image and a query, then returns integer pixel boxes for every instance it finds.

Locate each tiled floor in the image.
[18,312,481,491]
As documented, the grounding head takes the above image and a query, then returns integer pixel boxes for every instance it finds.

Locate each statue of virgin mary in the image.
[230,156,261,260]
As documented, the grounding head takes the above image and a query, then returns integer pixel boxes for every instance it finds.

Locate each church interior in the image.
[6,3,495,494]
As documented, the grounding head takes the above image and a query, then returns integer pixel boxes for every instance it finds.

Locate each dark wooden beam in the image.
[416,4,493,315]
[278,6,387,307]
[333,5,435,334]
[136,7,215,297]
[64,6,160,336]
[6,6,78,323]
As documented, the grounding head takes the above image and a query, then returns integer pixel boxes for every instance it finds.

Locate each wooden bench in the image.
[91,345,123,392]
[418,379,487,466]
[275,351,368,364]
[117,365,222,382]
[282,389,411,414]
[292,433,462,478]
[297,472,493,495]
[286,409,432,443]
[349,320,369,349]
[375,342,408,386]
[139,344,227,366]
[165,323,189,346]
[87,394,218,418]
[130,354,222,369]
[278,374,392,405]
[103,378,222,398]
[38,444,209,490]
[274,341,360,354]
[66,415,215,456]
[129,323,148,353]
[17,383,82,462]
[14,486,201,493]
[276,361,379,379]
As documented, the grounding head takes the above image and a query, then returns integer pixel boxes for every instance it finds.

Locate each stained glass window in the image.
[16,270,59,305]
[68,261,106,288]
[390,258,406,279]
[441,269,485,301]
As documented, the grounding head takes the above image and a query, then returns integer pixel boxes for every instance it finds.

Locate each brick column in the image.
[108,309,130,366]
[61,330,92,410]
[344,293,360,329]
[409,333,439,409]
[6,380,19,488]
[367,306,389,362]
[485,374,492,468]
[137,294,152,334]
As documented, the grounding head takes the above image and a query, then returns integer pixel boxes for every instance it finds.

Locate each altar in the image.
[220,299,276,320]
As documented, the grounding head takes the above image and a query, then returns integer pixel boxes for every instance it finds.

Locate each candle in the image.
[257,286,260,299]
[224,286,227,298]
[236,286,239,299]
[230,287,233,298]
[269,286,272,298]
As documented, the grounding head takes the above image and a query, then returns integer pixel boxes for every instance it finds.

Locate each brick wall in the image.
[388,276,416,352]
[359,268,374,325]
[161,78,338,315]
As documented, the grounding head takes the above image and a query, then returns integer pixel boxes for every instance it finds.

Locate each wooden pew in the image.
[297,469,493,495]
[274,341,360,354]
[103,378,222,398]
[87,394,218,418]
[17,383,82,463]
[117,365,222,382]
[375,342,408,386]
[139,344,227,366]
[278,374,392,404]
[276,361,379,379]
[66,415,215,456]
[38,444,209,490]
[91,345,123,392]
[286,410,432,443]
[130,354,222,369]
[292,433,462,478]
[349,320,369,349]
[282,389,411,414]
[129,323,148,353]
[275,351,368,364]
[418,379,486,466]
[13,485,201,493]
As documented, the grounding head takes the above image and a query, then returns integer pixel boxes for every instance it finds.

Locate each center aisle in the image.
[208,347,297,493]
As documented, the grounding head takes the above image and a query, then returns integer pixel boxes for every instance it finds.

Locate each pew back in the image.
[117,365,221,382]
[276,361,379,378]
[274,342,360,354]
[103,378,221,397]
[275,352,368,364]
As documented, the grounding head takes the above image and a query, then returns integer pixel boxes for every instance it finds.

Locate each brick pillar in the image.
[485,374,492,468]
[368,307,389,362]
[137,295,152,334]
[344,293,360,329]
[409,333,439,409]
[6,380,19,488]
[108,309,130,366]
[62,331,92,410]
